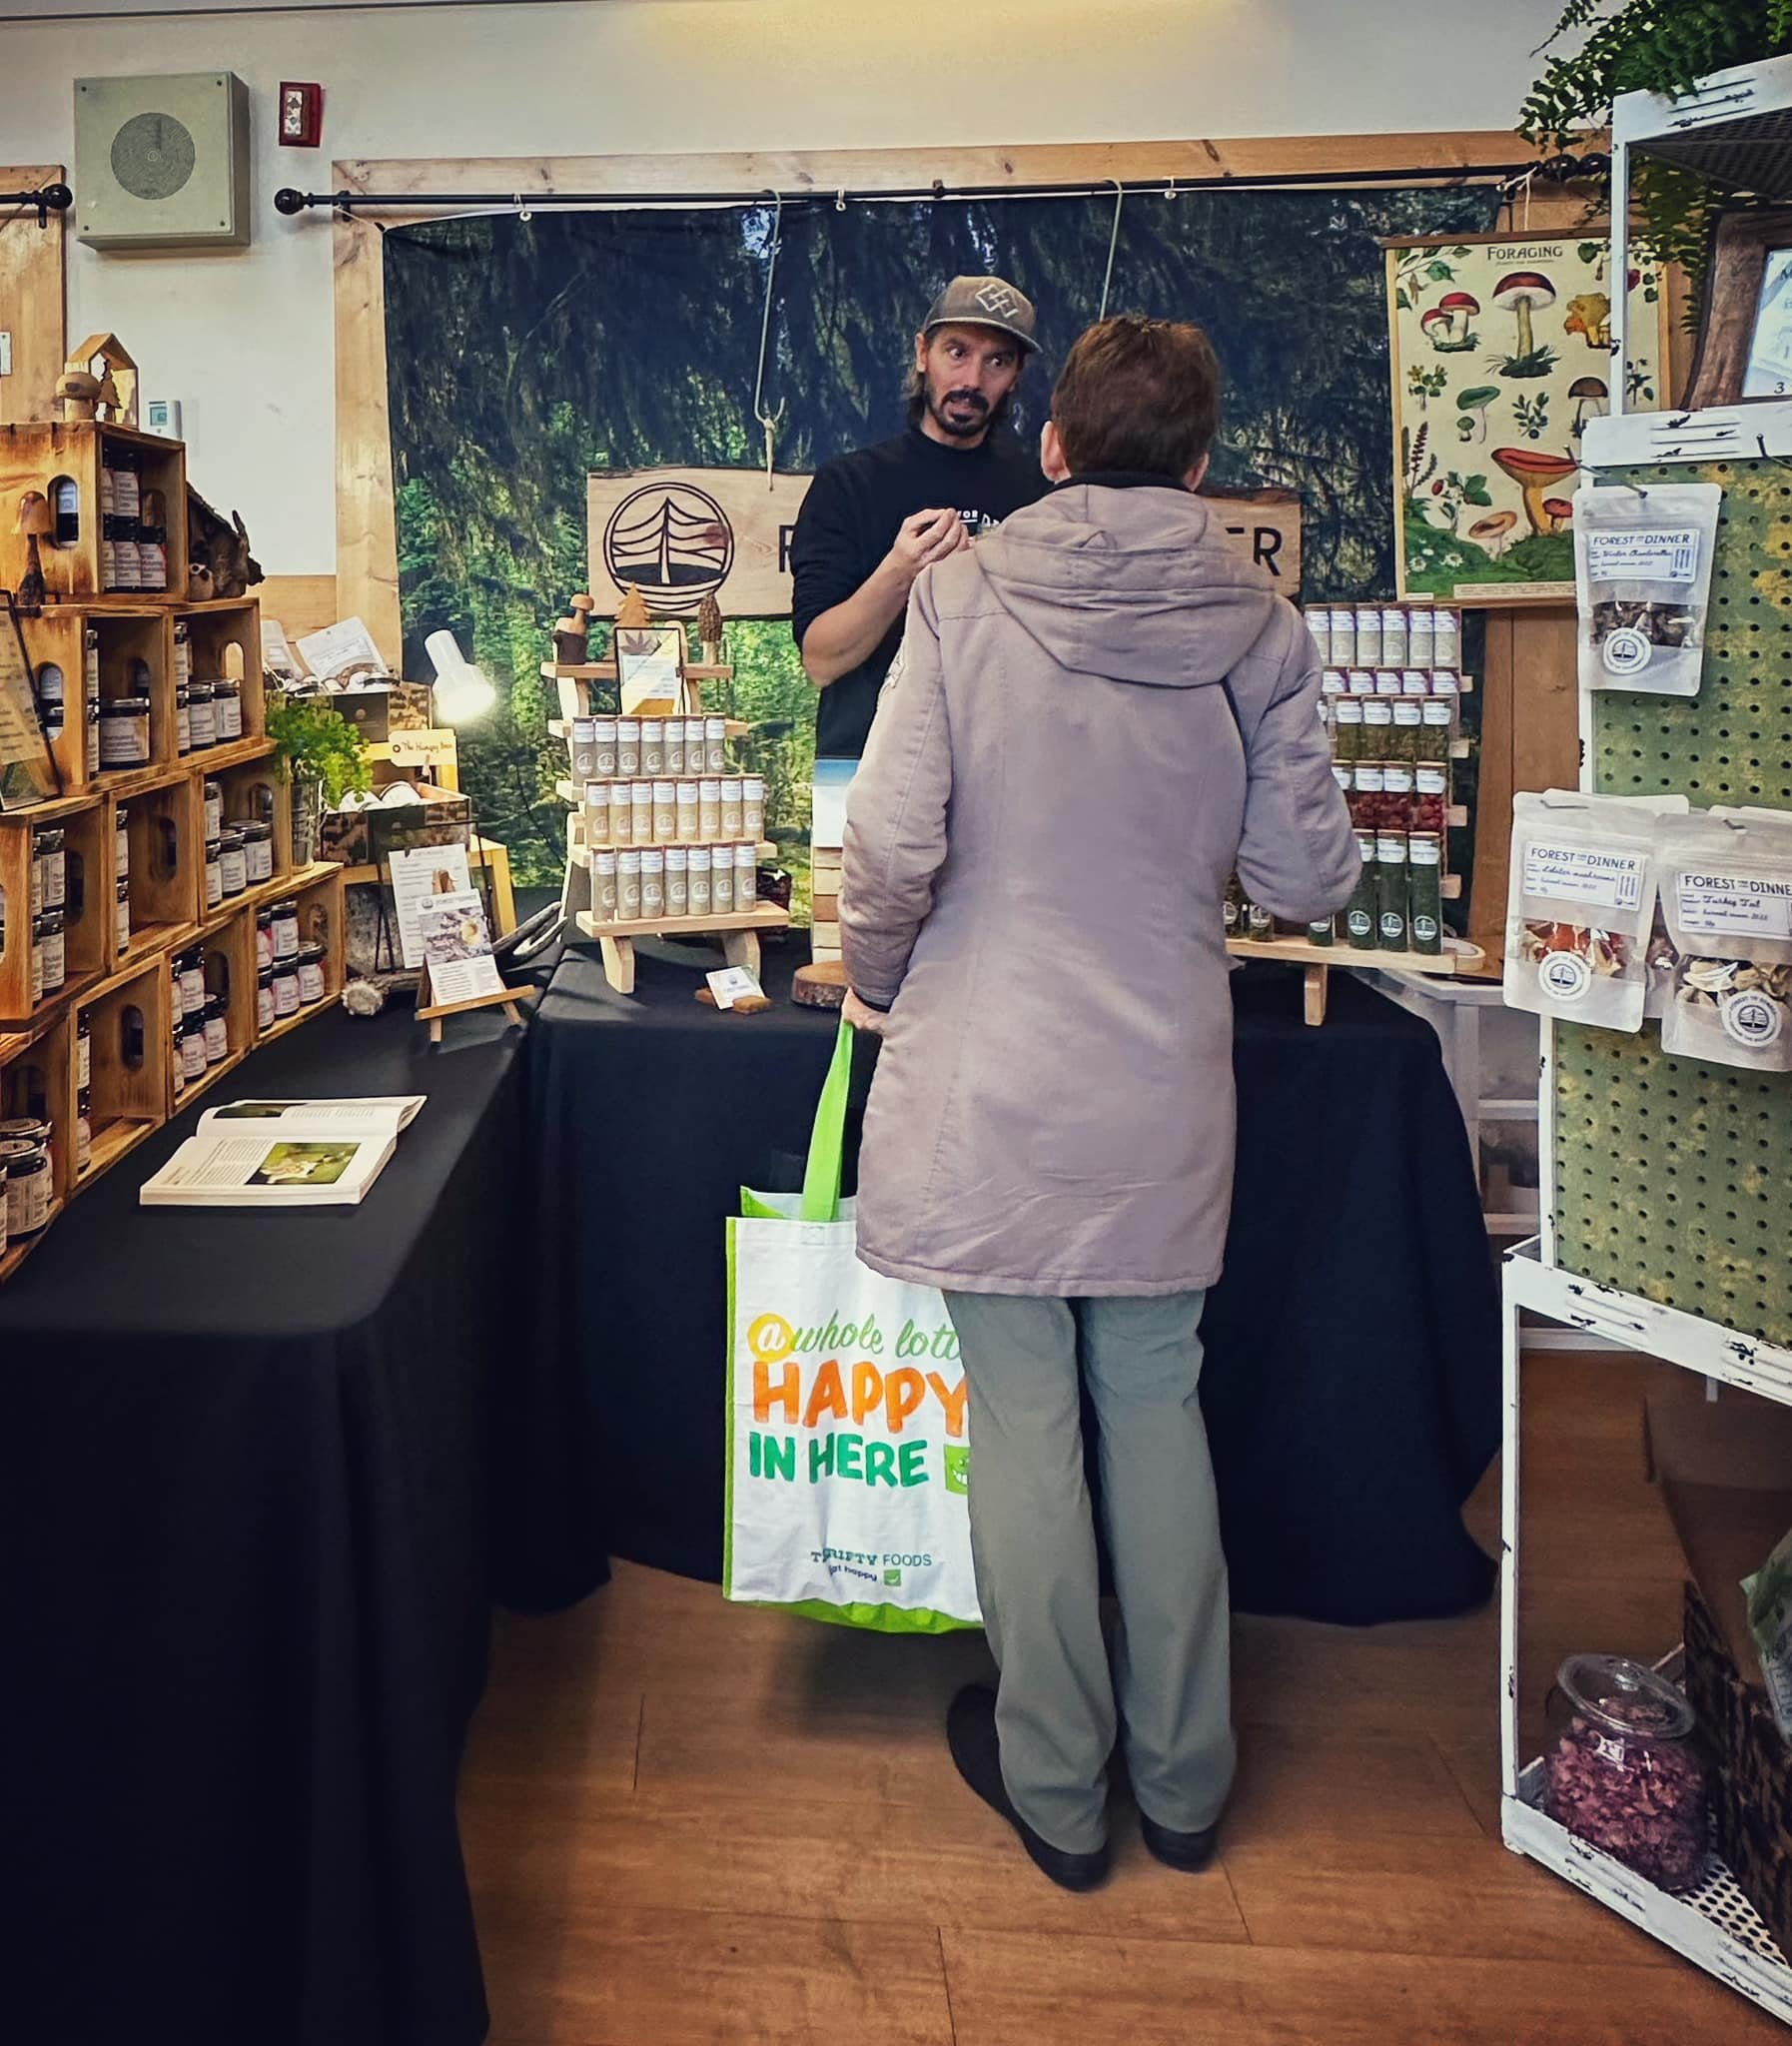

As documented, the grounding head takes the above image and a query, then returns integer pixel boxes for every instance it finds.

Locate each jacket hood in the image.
[965,483,1279,687]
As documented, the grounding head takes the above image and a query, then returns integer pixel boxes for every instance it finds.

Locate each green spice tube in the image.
[1375,830,1410,952]
[1345,829,1377,951]
[1408,829,1443,955]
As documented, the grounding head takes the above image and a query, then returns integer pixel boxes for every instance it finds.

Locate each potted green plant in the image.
[1521,2,1792,285]
[266,689,372,864]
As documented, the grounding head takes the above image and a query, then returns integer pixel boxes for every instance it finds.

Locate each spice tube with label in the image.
[640,848,666,920]
[664,723,685,776]
[592,716,618,776]
[665,846,688,917]
[699,779,722,840]
[688,845,712,916]
[710,852,734,914]
[617,850,643,920]
[676,781,700,842]
[583,782,611,847]
[705,716,727,774]
[742,776,765,842]
[593,850,618,922]
[641,720,666,776]
[720,777,744,838]
[630,783,653,848]
[734,843,756,905]
[616,719,641,777]
[653,780,677,842]
[569,717,598,779]
[684,719,706,774]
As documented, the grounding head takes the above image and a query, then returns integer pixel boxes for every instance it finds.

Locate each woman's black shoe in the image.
[946,1685,1110,1893]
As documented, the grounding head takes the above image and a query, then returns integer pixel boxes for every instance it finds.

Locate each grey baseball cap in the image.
[923,275,1039,354]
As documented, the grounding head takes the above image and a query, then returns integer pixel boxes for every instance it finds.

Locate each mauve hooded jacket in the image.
[839,480,1359,1298]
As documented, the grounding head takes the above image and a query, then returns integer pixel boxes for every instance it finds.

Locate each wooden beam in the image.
[0,167,67,427]
[334,210,402,668]
[257,572,339,641]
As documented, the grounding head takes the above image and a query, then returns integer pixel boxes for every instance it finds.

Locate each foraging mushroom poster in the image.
[1385,233,1669,603]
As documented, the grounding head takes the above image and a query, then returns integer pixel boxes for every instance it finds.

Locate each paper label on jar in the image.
[1585,526,1700,584]
[1522,843,1644,913]
[1675,871,1792,938]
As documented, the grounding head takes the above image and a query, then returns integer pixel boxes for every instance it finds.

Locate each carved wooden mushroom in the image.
[54,364,101,425]
[14,491,52,610]
[697,591,725,665]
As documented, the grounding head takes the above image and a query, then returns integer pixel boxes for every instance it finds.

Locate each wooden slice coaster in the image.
[793,959,849,1009]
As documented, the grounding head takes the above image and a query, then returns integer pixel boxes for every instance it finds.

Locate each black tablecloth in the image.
[528,937,1499,1626]
[2,1001,524,2046]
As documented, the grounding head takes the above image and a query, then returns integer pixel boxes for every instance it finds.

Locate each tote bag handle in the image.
[800,1017,855,1223]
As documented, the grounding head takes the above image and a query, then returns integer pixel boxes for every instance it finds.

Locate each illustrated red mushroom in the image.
[1420,306,1451,350]
[1541,498,1575,535]
[1491,447,1580,535]
[1568,376,1608,434]
[1436,290,1480,348]
[1491,270,1556,361]
[1468,510,1519,558]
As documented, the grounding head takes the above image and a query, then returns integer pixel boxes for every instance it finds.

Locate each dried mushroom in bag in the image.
[1503,793,1662,1032]
[1661,815,1792,1071]
[1574,483,1720,699]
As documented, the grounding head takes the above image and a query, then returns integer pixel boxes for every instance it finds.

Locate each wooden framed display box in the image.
[181,598,266,745]
[75,955,170,1181]
[1,1008,73,1217]
[119,777,202,966]
[0,422,187,603]
[18,604,170,793]
[262,865,345,1046]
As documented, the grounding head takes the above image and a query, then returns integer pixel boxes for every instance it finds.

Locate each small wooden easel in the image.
[412,868,533,1042]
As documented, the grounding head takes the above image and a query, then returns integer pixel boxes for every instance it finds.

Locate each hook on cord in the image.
[1098,179,1126,322]
[752,190,788,486]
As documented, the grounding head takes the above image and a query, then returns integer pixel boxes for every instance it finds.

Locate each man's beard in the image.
[927,383,1002,439]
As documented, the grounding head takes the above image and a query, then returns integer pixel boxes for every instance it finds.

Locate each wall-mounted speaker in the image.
[74,72,251,252]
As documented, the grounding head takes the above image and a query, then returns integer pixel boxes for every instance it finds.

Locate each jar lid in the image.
[1557,1655,1695,1740]
[274,959,299,977]
[0,1116,50,1144]
[0,1138,45,1171]
[220,827,245,847]
[77,1086,90,1109]
[203,996,225,1019]
[105,695,150,712]
[272,899,298,913]
[258,965,275,983]
[215,676,240,692]
[242,821,272,840]
[33,825,63,844]
[188,679,215,696]
[206,838,222,855]
[182,1010,206,1031]
[298,942,325,963]
[204,778,223,793]
[33,909,63,932]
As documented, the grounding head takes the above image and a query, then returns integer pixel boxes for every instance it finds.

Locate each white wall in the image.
[0,0,1567,574]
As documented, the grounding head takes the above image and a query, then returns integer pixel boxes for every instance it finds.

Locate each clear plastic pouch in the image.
[1660,813,1792,1072]
[1504,792,1663,1031]
[1574,483,1721,698]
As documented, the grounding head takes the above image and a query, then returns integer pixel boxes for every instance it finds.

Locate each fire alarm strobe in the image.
[74,72,251,251]
[279,83,323,150]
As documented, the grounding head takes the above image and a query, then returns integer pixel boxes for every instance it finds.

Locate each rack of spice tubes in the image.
[559,706,789,994]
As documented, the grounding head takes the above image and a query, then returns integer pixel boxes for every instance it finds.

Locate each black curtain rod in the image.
[0,184,73,226]
[275,155,1600,218]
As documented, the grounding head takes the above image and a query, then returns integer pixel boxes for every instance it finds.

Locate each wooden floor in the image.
[458,1352,1782,2044]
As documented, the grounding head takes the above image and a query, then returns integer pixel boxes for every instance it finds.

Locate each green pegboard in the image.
[1554,455,1792,1346]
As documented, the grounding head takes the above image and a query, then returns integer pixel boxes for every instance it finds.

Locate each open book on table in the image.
[139,1097,426,1209]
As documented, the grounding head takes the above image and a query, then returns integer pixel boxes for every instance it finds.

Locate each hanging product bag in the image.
[1574,483,1721,698]
[725,1019,980,1632]
[1660,812,1792,1072]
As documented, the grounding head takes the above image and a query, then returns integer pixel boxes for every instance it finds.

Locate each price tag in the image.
[1584,526,1700,584]
[706,966,763,1011]
[1521,843,1645,912]
[386,727,458,769]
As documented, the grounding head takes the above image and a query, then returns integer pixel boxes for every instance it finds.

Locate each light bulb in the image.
[432,663,495,725]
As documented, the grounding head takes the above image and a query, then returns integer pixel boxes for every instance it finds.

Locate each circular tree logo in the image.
[602,482,734,614]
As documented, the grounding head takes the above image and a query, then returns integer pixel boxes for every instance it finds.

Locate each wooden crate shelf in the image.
[0,421,187,602]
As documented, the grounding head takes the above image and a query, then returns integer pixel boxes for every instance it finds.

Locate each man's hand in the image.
[842,990,890,1037]
[884,508,968,585]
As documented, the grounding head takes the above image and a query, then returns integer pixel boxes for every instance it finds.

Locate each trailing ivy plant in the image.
[1521,2,1792,284]
[267,689,373,807]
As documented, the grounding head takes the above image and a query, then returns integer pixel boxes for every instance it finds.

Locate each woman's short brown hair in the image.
[1051,316,1222,479]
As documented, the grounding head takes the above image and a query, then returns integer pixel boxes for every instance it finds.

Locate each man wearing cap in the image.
[792,275,1049,759]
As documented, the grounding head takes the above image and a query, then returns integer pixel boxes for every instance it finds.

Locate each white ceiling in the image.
[0,1,629,17]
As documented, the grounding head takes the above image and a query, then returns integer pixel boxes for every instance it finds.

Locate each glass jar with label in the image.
[181,1010,208,1080]
[202,995,230,1066]
[32,909,65,999]
[1375,832,1410,951]
[1352,605,1382,666]
[177,945,206,1017]
[1407,607,1435,667]
[77,1011,92,1091]
[616,850,642,920]
[652,779,677,842]
[616,718,641,777]
[1408,832,1444,955]
[213,677,243,743]
[256,910,275,971]
[242,820,274,886]
[593,850,618,921]
[705,715,727,775]
[734,843,756,907]
[1373,667,1401,698]
[202,779,224,840]
[711,850,735,914]
[1383,761,1415,827]
[1418,699,1453,761]
[1391,700,1422,763]
[1430,669,1461,701]
[641,719,666,776]
[688,845,712,917]
[219,827,247,899]
[297,943,327,1006]
[272,959,301,1019]
[257,966,276,1034]
[35,827,65,913]
[1332,697,1364,761]
[173,617,192,691]
[1344,829,1378,951]
[187,680,217,751]
[1433,607,1461,669]
[76,1087,92,1175]
[272,900,300,962]
[84,625,101,778]
[114,806,129,879]
[1303,605,1334,661]
[1380,605,1408,667]
[34,659,64,748]
[99,694,151,769]
[665,845,689,917]
[170,1022,185,1101]
[742,775,766,842]
[1,1136,51,1238]
[592,716,619,776]
[570,717,598,779]
[1345,667,1374,698]
[1362,701,1393,757]
[1413,761,1449,836]
[640,848,666,921]
[175,683,193,756]
[204,837,224,911]
[114,874,130,954]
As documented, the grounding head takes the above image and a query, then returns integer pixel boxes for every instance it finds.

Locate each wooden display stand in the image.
[1226,932,1483,1026]
[547,610,789,995]
[0,387,345,1279]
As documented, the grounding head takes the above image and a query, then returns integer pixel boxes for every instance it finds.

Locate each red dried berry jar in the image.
[1544,1654,1709,1892]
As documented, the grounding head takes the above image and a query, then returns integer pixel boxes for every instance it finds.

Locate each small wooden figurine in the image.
[187,486,263,599]
[552,591,594,666]
[54,363,101,425]
[14,492,51,611]
[697,591,725,666]
[614,581,652,630]
[65,333,139,429]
